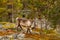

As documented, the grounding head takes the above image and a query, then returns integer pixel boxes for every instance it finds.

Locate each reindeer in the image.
[16,17,33,33]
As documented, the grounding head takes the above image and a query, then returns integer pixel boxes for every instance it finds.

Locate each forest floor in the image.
[0,28,60,40]
[0,22,60,40]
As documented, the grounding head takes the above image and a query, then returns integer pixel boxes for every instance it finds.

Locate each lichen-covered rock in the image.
[17,33,25,40]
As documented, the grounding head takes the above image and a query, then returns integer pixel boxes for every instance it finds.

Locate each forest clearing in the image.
[0,0,60,40]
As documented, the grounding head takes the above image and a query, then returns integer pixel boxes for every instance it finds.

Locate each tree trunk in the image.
[8,12,12,22]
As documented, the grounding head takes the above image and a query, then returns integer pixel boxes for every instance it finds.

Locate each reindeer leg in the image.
[26,26,31,34]
[17,25,22,31]
[29,28,31,34]
[17,26,19,31]
[27,28,29,33]
[19,25,23,30]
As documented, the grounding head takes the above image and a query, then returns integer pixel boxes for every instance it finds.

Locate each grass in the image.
[2,22,16,29]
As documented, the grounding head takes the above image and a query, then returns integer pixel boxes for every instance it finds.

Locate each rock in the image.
[12,33,18,39]
[6,35,13,38]
[17,33,25,39]
[2,36,10,40]
[0,36,3,40]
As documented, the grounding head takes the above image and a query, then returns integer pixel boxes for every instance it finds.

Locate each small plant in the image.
[2,23,16,29]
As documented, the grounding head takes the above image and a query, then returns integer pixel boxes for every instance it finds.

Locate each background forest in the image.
[0,0,60,40]
[0,0,60,27]
[0,0,60,30]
